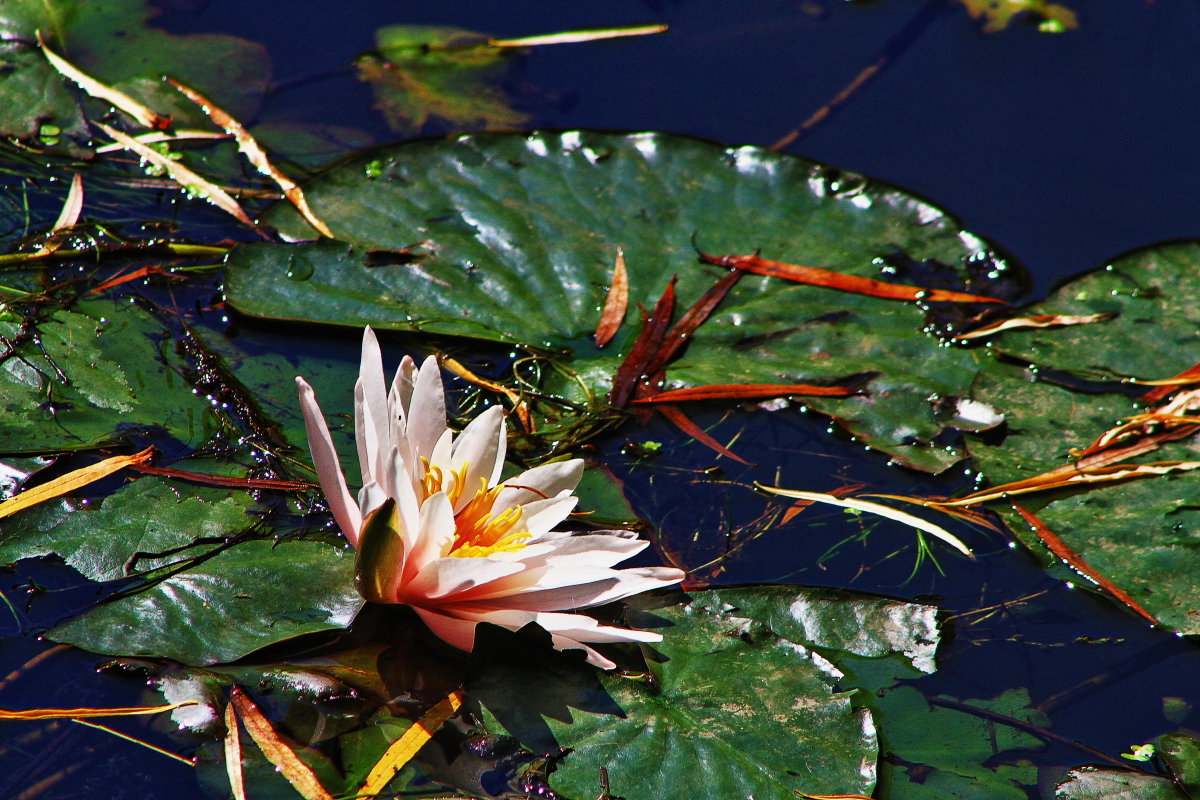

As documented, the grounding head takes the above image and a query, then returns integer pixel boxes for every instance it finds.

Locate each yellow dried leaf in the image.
[490,24,668,48]
[224,701,247,800]
[359,691,463,798]
[594,248,629,347]
[757,484,972,556]
[230,688,333,800]
[0,701,196,720]
[37,31,168,129]
[0,447,153,521]
[168,79,334,239]
[97,123,259,232]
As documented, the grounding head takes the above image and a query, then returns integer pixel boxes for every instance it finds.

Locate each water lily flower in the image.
[296,327,684,668]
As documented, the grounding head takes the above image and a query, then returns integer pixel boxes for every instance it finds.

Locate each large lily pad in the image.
[0,299,216,453]
[50,538,362,665]
[473,586,940,800]
[0,0,270,151]
[961,242,1200,633]
[226,130,1023,471]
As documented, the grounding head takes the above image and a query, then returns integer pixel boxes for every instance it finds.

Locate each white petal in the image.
[463,565,684,610]
[404,491,457,579]
[403,557,526,602]
[450,406,505,508]
[406,356,447,460]
[517,496,579,538]
[496,459,584,509]
[295,377,362,545]
[356,328,390,483]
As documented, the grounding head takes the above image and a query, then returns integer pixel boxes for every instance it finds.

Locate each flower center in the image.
[421,460,530,558]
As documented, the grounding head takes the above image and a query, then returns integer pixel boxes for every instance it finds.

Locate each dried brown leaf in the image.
[593,248,629,347]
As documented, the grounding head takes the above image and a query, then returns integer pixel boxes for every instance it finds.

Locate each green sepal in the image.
[355,498,404,603]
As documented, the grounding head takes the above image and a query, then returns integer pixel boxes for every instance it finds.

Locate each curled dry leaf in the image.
[96,122,261,234]
[490,23,669,48]
[594,248,629,347]
[696,248,1006,304]
[631,383,858,404]
[0,701,196,720]
[168,79,334,239]
[935,460,1200,508]
[954,312,1116,341]
[758,484,973,556]
[38,31,170,129]
[440,355,533,431]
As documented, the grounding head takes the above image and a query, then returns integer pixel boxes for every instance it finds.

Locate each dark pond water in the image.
[2,0,1199,797]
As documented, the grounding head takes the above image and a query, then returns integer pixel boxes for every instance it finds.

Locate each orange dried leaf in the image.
[97,123,261,233]
[169,79,334,239]
[1012,504,1158,626]
[0,701,195,720]
[131,464,313,491]
[38,31,169,129]
[359,690,463,798]
[937,460,1200,507]
[656,404,750,464]
[1141,361,1200,405]
[594,248,629,347]
[697,250,1006,304]
[611,277,676,407]
[441,356,533,432]
[954,312,1114,340]
[0,447,153,521]
[632,383,858,404]
[230,688,333,800]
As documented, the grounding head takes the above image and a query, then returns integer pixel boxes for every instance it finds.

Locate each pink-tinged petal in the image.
[404,491,457,579]
[388,355,418,422]
[549,636,614,669]
[450,406,505,508]
[406,356,447,460]
[357,328,390,481]
[295,377,362,545]
[353,380,378,488]
[402,556,525,602]
[496,459,584,509]
[394,474,423,555]
[411,607,480,653]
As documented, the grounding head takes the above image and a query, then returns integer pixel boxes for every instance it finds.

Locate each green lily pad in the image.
[225,130,1022,472]
[961,242,1200,633]
[356,26,529,136]
[0,299,216,453]
[0,0,269,151]
[870,687,1044,800]
[473,586,940,800]
[0,477,252,580]
[1055,766,1187,800]
[49,538,363,665]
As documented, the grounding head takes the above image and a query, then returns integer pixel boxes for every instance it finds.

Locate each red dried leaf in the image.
[1012,504,1158,626]
[594,249,629,347]
[655,403,749,464]
[697,250,1006,304]
[632,383,858,404]
[1141,361,1200,405]
[643,268,744,375]
[610,278,676,407]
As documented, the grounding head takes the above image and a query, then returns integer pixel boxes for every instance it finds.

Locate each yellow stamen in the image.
[448,480,530,558]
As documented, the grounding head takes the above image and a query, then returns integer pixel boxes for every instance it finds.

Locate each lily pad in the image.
[49,538,363,665]
[962,242,1200,633]
[357,26,529,136]
[0,0,270,151]
[0,299,216,453]
[473,586,940,800]
[225,130,1023,471]
[0,477,253,580]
